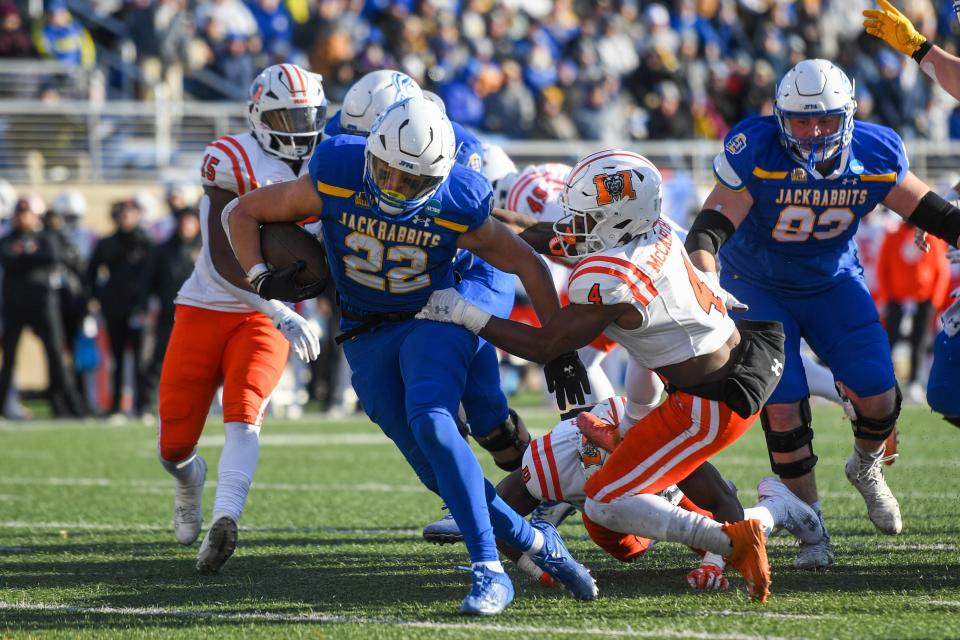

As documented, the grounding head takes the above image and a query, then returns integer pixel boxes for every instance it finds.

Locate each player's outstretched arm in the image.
[224,174,323,275]
[885,171,960,250]
[491,207,557,255]
[686,184,752,275]
[459,216,560,323]
[863,0,960,100]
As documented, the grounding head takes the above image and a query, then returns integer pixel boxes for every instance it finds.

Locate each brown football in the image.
[260,222,329,288]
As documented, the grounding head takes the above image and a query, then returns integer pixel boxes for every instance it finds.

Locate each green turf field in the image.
[1,403,959,639]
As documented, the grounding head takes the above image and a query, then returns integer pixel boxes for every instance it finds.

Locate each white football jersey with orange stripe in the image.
[503,163,570,222]
[176,132,309,312]
[566,217,736,370]
[521,397,626,510]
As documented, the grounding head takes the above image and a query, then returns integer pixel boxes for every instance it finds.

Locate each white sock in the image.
[855,443,883,458]
[213,422,260,522]
[585,494,733,556]
[743,506,776,538]
[159,449,202,486]
[473,560,505,573]
[526,528,545,554]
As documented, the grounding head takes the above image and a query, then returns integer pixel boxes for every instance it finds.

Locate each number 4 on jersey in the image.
[588,283,603,304]
[681,253,725,316]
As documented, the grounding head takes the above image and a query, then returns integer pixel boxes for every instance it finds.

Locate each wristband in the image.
[912,40,933,64]
[246,263,270,291]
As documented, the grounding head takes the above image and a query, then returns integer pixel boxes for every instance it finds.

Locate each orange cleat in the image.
[722,519,771,603]
[576,412,621,454]
[883,426,899,465]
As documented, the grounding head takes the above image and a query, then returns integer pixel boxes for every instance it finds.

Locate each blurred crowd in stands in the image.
[0,180,352,421]
[3,0,960,141]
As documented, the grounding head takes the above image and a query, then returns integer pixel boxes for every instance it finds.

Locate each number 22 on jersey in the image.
[342,232,430,293]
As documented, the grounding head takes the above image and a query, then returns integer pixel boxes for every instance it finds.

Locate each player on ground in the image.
[418,149,786,602]
[501,396,823,593]
[685,59,960,569]
[863,1,960,430]
[157,64,323,575]
[224,96,597,615]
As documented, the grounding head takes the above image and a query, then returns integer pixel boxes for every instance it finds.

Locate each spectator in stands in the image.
[0,2,35,59]
[87,199,152,421]
[33,0,95,69]
[876,221,952,403]
[0,196,86,419]
[142,206,201,415]
[247,0,295,60]
[483,60,534,136]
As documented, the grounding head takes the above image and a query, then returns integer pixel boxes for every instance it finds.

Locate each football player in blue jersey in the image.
[323,71,541,542]
[863,1,960,429]
[686,59,960,570]
[223,96,597,615]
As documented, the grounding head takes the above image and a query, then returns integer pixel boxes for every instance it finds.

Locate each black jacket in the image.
[0,228,60,306]
[87,228,152,317]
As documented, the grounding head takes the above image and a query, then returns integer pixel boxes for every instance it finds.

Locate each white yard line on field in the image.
[0,601,793,639]
[0,520,422,536]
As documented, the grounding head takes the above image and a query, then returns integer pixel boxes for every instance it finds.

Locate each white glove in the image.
[914,227,930,254]
[947,246,960,264]
[703,271,749,313]
[943,288,960,338]
[415,288,491,334]
[271,306,321,362]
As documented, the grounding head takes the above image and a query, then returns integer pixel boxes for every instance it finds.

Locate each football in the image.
[260,222,329,288]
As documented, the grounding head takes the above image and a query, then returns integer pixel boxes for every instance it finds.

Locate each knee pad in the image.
[850,385,901,441]
[760,398,818,479]
[473,408,530,471]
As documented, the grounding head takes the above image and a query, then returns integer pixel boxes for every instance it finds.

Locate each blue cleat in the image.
[459,566,515,615]
[528,521,599,600]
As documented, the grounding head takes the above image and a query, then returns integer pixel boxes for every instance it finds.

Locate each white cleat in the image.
[757,476,824,544]
[845,449,902,535]
[795,531,835,570]
[196,515,238,575]
[173,456,207,546]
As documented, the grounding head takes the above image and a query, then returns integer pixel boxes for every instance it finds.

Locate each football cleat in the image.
[687,563,729,592]
[530,501,577,528]
[173,456,207,546]
[722,519,771,603]
[757,476,825,544]
[196,515,238,576]
[845,449,902,535]
[528,521,599,600]
[794,531,835,570]
[422,507,463,545]
[459,566,515,615]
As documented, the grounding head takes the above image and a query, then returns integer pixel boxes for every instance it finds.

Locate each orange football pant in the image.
[585,391,757,503]
[158,305,289,462]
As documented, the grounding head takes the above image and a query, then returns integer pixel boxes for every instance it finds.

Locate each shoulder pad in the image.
[433,165,493,233]
[201,136,260,195]
[567,255,658,307]
[852,122,910,184]
[308,135,366,199]
[715,117,773,191]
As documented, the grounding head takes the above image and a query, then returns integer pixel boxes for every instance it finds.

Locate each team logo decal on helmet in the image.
[594,171,637,206]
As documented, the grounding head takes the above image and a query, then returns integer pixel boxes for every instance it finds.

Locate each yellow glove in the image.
[863,0,929,59]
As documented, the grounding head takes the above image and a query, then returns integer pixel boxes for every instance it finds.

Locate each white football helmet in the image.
[490,171,520,210]
[340,69,422,135]
[483,143,518,184]
[774,59,856,167]
[555,150,663,257]
[364,96,456,218]
[248,64,327,161]
[51,190,88,219]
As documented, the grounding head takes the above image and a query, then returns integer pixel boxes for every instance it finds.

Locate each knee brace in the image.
[850,385,901,441]
[761,397,817,479]
[473,408,530,471]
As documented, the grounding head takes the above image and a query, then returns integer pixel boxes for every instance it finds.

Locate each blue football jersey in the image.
[307,136,493,328]
[716,116,908,294]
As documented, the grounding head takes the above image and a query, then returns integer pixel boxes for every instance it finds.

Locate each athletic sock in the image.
[743,506,776,539]
[472,560,505,573]
[160,449,202,486]
[213,422,260,523]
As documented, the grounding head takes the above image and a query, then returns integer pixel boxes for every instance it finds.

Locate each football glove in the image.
[253,261,325,302]
[914,227,931,253]
[687,562,730,592]
[271,306,321,362]
[416,288,491,334]
[943,288,960,338]
[863,0,927,58]
[543,351,591,410]
[947,246,960,264]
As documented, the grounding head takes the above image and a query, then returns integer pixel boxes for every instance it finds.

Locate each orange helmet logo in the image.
[593,170,637,206]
